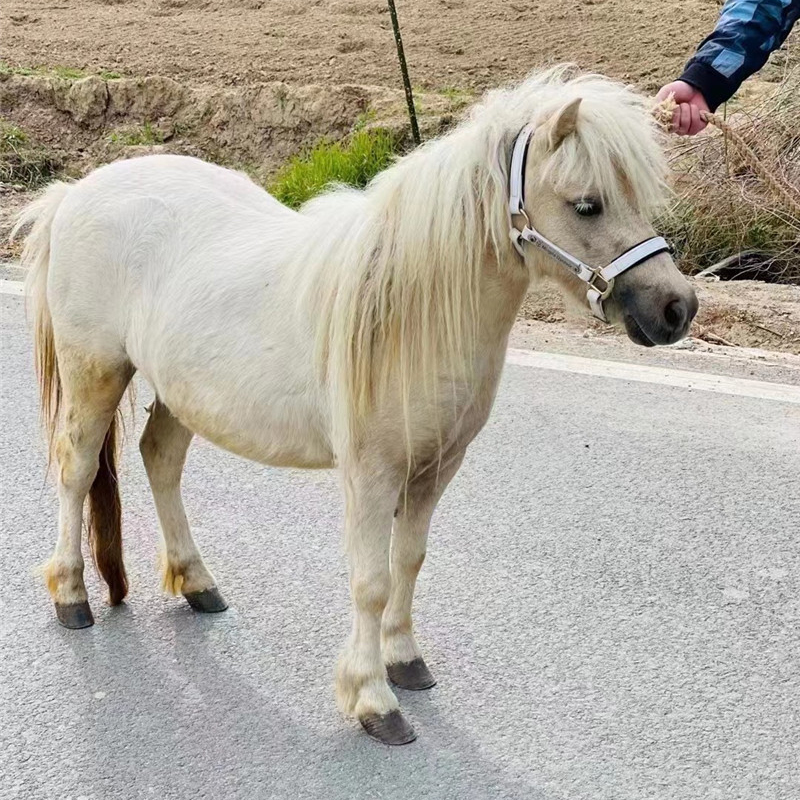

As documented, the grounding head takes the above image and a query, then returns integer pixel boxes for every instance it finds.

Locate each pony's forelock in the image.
[475,65,669,213]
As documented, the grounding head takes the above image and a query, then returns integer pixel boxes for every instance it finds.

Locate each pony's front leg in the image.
[336,466,415,745]
[382,451,465,690]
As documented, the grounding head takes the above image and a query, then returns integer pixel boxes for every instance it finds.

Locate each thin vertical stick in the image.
[386,0,421,145]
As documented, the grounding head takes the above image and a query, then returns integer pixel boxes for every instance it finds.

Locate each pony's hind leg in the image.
[139,399,227,613]
[382,450,465,690]
[336,465,415,745]
[45,350,133,628]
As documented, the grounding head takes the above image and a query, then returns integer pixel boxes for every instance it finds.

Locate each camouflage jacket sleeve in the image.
[679,0,800,110]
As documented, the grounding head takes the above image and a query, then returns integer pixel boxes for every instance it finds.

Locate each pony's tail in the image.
[12,181,71,462]
[14,182,128,605]
[89,418,128,605]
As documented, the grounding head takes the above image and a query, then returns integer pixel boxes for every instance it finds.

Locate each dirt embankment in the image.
[0,72,428,177]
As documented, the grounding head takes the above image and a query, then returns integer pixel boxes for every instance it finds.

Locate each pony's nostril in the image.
[687,290,699,322]
[663,298,688,331]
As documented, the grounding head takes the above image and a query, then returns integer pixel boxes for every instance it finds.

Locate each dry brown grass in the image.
[658,69,800,285]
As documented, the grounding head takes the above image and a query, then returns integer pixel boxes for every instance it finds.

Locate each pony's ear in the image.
[546,98,582,151]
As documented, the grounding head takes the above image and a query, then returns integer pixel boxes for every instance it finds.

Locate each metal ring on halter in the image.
[507,124,672,323]
[587,268,614,300]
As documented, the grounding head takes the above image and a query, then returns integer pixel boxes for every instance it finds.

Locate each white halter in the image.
[508,123,670,322]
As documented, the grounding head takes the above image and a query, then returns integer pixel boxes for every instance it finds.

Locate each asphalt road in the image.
[2,290,800,800]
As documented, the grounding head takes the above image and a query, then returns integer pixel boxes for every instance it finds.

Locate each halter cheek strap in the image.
[508,124,671,323]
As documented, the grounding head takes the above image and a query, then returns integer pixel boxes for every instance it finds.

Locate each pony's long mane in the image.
[294,66,668,464]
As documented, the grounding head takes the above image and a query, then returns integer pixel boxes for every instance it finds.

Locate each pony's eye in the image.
[573,199,602,217]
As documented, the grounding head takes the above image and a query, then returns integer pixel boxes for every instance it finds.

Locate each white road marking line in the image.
[507,348,800,405]
[3,278,797,404]
[0,279,24,296]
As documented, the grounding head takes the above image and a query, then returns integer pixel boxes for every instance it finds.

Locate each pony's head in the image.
[494,70,697,345]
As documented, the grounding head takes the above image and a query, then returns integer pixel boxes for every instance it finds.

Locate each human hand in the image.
[655,81,710,135]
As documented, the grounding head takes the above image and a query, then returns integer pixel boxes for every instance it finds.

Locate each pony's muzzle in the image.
[613,258,699,346]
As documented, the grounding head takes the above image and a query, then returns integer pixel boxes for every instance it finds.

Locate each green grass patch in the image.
[0,62,35,77]
[353,109,377,131]
[0,62,83,79]
[412,84,474,115]
[0,120,61,188]
[108,122,164,146]
[269,128,401,210]
[438,86,473,107]
[51,66,86,80]
[0,62,121,81]
[0,123,28,149]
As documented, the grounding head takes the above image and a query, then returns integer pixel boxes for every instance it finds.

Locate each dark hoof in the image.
[183,587,228,613]
[55,601,94,629]
[387,657,437,690]
[360,709,417,745]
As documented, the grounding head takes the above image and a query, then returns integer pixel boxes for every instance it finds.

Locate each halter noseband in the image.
[508,123,670,323]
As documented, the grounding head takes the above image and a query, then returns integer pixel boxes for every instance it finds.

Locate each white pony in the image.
[15,67,697,745]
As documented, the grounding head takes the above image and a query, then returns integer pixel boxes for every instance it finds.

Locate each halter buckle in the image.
[587,269,614,300]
